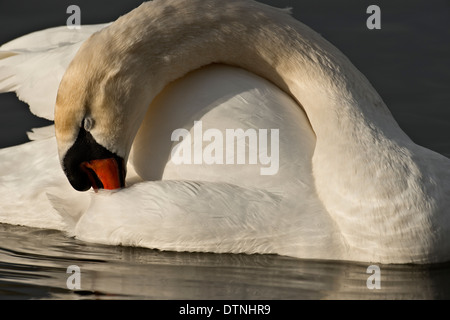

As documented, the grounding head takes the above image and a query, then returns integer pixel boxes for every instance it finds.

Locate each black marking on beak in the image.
[62,127,126,191]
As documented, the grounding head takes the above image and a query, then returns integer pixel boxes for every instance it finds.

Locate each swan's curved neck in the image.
[101,0,407,150]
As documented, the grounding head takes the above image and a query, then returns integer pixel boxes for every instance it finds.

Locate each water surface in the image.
[1,224,450,300]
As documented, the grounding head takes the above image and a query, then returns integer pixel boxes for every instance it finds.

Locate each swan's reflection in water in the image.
[1,223,449,299]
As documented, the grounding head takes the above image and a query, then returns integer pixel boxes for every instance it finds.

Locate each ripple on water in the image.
[1,223,450,299]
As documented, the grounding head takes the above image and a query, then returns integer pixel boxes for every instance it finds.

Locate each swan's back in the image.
[132,65,314,192]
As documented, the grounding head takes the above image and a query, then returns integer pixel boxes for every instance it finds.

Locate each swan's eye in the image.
[82,117,95,132]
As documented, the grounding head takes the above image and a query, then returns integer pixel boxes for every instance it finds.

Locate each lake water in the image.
[0,0,449,300]
[2,223,450,300]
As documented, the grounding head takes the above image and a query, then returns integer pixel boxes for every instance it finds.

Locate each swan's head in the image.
[54,33,145,192]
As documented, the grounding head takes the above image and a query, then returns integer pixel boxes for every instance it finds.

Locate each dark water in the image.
[0,0,449,300]
[2,223,450,300]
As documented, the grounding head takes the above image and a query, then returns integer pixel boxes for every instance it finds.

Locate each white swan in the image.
[1,0,449,264]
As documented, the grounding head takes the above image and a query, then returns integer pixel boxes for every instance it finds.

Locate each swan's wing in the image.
[66,179,343,259]
[0,24,110,120]
[0,136,79,230]
[26,124,56,141]
[0,24,110,53]
[73,180,287,254]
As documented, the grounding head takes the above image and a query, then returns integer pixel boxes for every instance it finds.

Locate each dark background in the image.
[0,0,449,156]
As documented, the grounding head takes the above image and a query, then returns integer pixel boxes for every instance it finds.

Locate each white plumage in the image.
[1,0,449,264]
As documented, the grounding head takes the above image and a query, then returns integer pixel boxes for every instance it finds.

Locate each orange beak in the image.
[80,158,123,192]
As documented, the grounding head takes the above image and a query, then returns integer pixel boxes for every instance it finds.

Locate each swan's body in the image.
[1,0,449,263]
[0,65,343,259]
